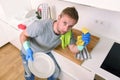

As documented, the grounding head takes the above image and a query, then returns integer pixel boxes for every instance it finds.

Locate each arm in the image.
[20,30,34,61]
[68,28,91,54]
[20,30,29,44]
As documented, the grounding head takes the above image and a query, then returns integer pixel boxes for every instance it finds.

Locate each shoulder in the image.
[34,19,54,24]
[28,19,54,31]
[28,19,53,28]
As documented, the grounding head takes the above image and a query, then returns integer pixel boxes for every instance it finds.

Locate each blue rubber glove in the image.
[26,48,34,61]
[23,41,34,61]
[82,32,91,46]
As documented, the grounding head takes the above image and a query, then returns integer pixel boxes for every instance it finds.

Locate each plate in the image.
[28,52,55,78]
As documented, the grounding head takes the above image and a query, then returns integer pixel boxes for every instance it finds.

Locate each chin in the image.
[58,30,67,34]
[61,32,66,35]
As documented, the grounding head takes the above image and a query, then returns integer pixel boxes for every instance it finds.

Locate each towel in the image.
[60,30,72,49]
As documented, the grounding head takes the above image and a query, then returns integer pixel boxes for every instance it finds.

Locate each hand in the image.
[82,32,91,46]
[26,48,34,61]
[23,41,34,61]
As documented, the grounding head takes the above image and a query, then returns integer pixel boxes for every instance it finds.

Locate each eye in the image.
[63,22,67,26]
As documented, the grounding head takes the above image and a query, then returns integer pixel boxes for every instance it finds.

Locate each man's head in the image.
[55,7,79,35]
[60,7,79,23]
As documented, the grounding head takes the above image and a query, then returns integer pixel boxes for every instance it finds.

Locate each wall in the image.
[1,0,120,42]
[31,0,120,42]
[0,0,31,20]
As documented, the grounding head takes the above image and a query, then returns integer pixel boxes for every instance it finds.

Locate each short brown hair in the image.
[60,7,79,22]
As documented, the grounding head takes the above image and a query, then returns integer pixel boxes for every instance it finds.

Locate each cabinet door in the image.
[0,21,18,47]
[52,51,95,80]
[0,21,8,47]
[62,0,120,12]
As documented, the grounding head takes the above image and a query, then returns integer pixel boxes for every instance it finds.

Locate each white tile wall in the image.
[0,0,31,19]
[31,0,120,42]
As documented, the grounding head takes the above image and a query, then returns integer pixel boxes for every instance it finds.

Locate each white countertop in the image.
[82,36,120,80]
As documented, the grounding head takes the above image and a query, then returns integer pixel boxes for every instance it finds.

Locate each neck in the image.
[53,21,59,35]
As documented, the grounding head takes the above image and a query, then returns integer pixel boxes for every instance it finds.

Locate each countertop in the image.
[54,29,100,65]
[54,30,120,80]
[81,35,120,80]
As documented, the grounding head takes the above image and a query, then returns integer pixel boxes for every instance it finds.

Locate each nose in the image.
[63,25,69,32]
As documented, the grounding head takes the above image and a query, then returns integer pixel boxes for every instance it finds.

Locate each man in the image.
[20,7,79,80]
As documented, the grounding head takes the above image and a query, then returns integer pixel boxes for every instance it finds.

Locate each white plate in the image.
[28,52,55,78]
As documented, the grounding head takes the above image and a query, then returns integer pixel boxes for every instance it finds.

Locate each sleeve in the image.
[26,20,45,37]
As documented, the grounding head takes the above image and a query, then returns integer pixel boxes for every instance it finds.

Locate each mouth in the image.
[57,28,67,34]
[60,31,67,34]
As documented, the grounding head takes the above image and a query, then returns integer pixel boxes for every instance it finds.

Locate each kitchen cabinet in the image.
[0,3,21,48]
[0,20,18,47]
[0,21,8,47]
[52,51,95,80]
[10,30,22,49]
[62,0,120,12]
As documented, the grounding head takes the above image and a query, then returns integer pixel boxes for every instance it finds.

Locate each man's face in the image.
[56,15,77,34]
